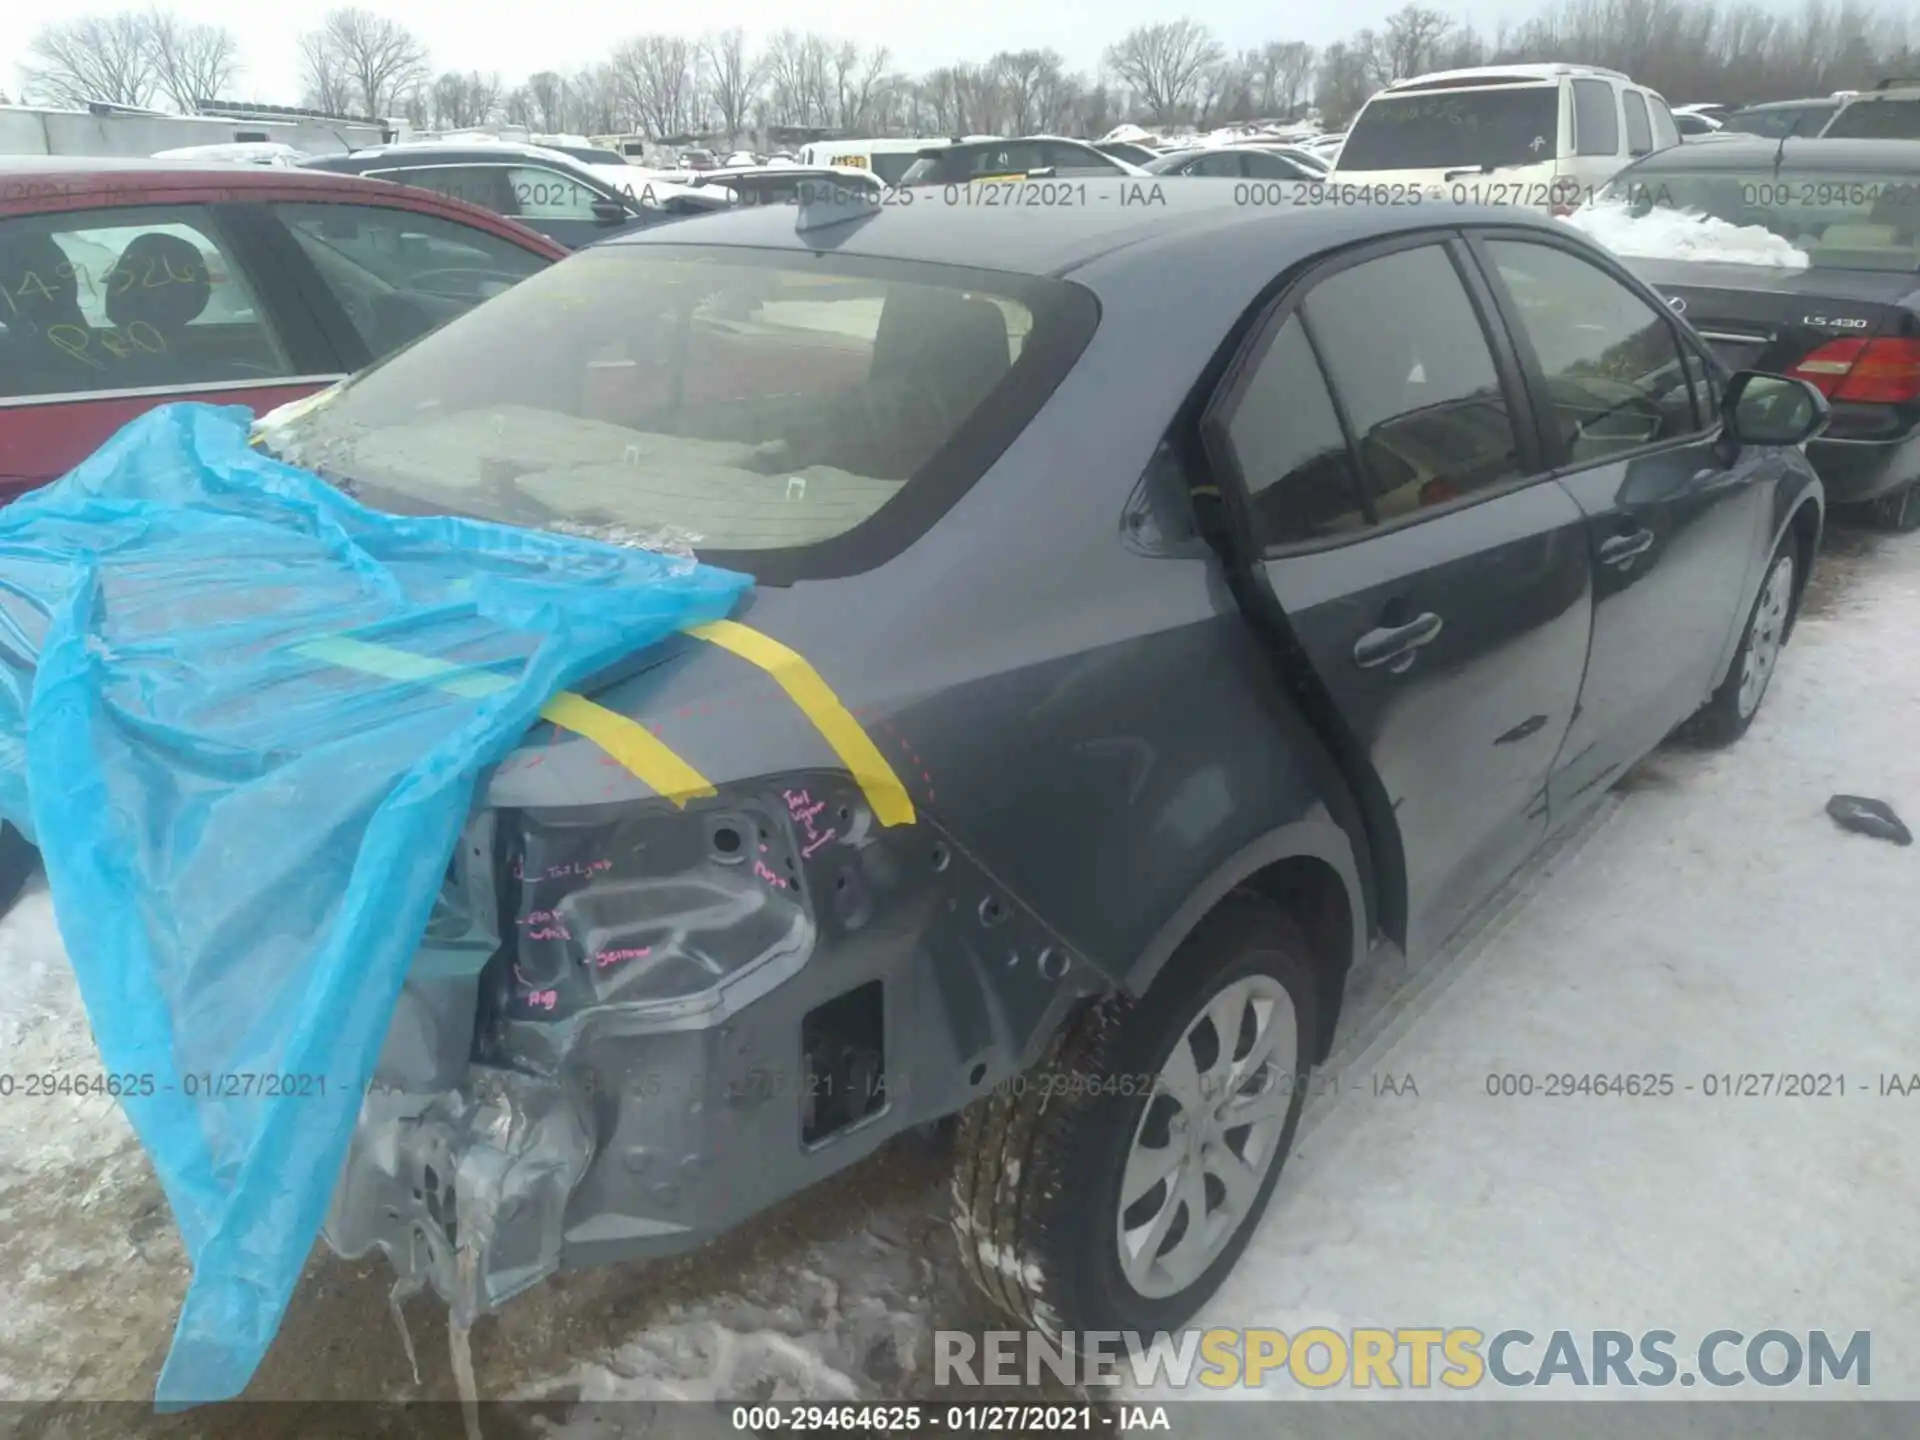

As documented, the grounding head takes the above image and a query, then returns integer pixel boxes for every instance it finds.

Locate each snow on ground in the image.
[0,524,1915,1426]
[1138,521,1920,1402]
[1565,198,1812,268]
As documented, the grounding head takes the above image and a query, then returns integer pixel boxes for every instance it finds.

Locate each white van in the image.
[797,139,958,187]
[1330,63,1682,211]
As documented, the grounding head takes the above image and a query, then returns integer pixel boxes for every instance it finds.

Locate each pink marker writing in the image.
[595,947,652,968]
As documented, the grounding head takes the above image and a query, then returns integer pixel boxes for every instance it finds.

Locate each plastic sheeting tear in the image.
[0,403,752,1405]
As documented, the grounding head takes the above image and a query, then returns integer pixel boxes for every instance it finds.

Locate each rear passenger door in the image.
[0,202,343,496]
[1465,229,1767,815]
[1199,234,1595,962]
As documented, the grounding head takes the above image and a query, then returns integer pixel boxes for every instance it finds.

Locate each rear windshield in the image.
[1823,98,1920,139]
[1589,164,1920,270]
[254,245,1096,583]
[1338,86,1561,172]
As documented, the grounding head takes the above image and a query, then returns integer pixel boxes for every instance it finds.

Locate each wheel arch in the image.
[1120,818,1365,1064]
[1782,490,1824,642]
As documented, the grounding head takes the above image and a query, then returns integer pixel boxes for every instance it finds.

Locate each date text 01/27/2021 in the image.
[0,1071,331,1099]
[729,1404,1173,1433]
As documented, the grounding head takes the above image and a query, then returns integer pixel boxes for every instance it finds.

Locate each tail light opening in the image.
[1789,336,1920,404]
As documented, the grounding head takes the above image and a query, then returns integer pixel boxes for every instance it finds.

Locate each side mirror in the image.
[591,197,628,225]
[1723,370,1830,447]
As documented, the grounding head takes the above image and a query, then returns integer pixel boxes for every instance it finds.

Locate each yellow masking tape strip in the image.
[684,618,916,828]
[292,635,716,806]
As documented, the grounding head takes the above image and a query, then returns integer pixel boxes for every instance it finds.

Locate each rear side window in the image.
[254,247,1098,583]
[1824,98,1920,139]
[1647,96,1681,149]
[1623,91,1654,156]
[1300,244,1524,519]
[1573,79,1622,156]
[275,202,551,357]
[376,165,518,216]
[1337,88,1561,172]
[0,204,291,398]
[1038,142,1125,175]
[1217,315,1369,546]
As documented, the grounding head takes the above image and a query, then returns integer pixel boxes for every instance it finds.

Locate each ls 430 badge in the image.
[1803,315,1872,328]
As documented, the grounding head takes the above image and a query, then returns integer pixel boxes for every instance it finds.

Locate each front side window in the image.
[1300,244,1524,520]
[0,204,290,398]
[1486,239,1703,464]
[1573,79,1622,156]
[501,166,606,220]
[1337,87,1561,171]
[276,202,551,356]
[1647,96,1682,149]
[254,246,1092,581]
[1185,152,1244,177]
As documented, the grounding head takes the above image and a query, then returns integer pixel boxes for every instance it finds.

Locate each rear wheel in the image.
[1691,542,1795,747]
[950,895,1320,1337]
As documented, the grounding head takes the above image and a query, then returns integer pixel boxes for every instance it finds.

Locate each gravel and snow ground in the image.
[0,521,1914,1431]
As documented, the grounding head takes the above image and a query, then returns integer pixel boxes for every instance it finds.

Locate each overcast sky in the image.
[4,0,1550,110]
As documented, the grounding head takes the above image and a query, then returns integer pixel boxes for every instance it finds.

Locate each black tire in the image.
[1691,539,1796,748]
[950,893,1320,1338]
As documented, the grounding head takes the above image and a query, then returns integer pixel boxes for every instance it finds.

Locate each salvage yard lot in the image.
[1,521,1915,1429]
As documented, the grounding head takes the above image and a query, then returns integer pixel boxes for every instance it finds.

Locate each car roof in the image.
[1623,134,1920,171]
[1731,98,1839,112]
[602,181,1569,283]
[305,143,587,167]
[0,153,376,186]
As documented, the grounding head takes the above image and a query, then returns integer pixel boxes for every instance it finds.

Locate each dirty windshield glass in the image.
[1337,87,1561,171]
[1822,98,1920,140]
[257,244,1087,580]
[1594,165,1920,270]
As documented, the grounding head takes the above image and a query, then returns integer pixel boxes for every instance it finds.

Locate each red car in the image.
[1,156,566,502]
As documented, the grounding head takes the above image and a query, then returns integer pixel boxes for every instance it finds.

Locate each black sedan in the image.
[1589,134,1920,528]
[255,185,1826,1344]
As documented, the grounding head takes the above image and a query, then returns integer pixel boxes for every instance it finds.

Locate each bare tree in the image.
[20,13,161,108]
[991,49,1075,133]
[142,9,240,110]
[832,41,890,130]
[526,71,568,133]
[761,30,838,127]
[298,8,428,118]
[1103,20,1225,121]
[612,35,702,137]
[1377,4,1454,81]
[700,29,761,145]
[562,64,621,135]
[430,70,502,128]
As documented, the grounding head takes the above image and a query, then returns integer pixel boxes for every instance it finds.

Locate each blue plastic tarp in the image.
[0,403,752,1405]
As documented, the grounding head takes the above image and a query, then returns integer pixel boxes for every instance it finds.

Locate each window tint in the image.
[1338,88,1560,171]
[1300,244,1523,520]
[0,204,291,398]
[502,166,604,219]
[1038,141,1124,175]
[1243,151,1315,179]
[1647,96,1681,149]
[276,202,551,357]
[254,249,1084,583]
[1573,79,1621,156]
[1623,91,1653,155]
[1824,98,1920,140]
[1220,314,1368,546]
[1487,239,1704,464]
[376,165,519,216]
[1186,152,1244,177]
[971,143,1042,177]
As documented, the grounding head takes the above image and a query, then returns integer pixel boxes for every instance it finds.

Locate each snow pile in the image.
[1566,197,1811,268]
[151,141,304,165]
